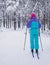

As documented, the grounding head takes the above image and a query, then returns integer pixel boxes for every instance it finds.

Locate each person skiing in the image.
[26,13,41,59]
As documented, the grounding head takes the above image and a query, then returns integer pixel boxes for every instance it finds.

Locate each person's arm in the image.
[26,20,32,28]
[38,22,41,29]
[38,22,41,36]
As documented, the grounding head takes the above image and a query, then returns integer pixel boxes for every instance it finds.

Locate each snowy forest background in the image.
[0,0,50,65]
[0,0,50,32]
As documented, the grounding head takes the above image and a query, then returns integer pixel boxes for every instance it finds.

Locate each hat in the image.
[29,13,36,19]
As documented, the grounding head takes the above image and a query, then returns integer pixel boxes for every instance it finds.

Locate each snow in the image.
[0,28,50,65]
[6,1,19,14]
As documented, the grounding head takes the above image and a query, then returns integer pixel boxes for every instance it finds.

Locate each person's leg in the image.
[36,49,39,59]
[30,32,34,50]
[31,49,34,57]
[36,49,38,55]
[35,34,39,50]
[30,31,34,57]
[30,36,34,50]
[31,49,33,53]
[35,34,39,59]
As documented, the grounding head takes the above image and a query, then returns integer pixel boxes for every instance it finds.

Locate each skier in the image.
[26,13,41,59]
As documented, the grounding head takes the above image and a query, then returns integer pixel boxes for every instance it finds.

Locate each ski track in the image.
[0,29,50,65]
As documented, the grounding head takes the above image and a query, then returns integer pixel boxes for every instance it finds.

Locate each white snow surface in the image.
[0,28,50,65]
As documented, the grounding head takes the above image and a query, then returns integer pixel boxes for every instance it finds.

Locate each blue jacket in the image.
[26,17,41,29]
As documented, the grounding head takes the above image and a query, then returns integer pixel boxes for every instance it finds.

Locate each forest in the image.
[0,0,50,31]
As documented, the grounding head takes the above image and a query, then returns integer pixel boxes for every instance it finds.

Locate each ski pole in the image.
[39,32,43,51]
[23,27,27,50]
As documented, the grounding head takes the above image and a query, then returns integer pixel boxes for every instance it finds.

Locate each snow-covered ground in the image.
[0,28,50,65]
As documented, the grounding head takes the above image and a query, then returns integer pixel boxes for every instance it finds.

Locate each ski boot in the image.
[31,49,34,57]
[36,49,39,59]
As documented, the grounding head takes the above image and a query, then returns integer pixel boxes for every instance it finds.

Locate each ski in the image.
[32,52,34,58]
[37,54,39,59]
[31,52,40,59]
